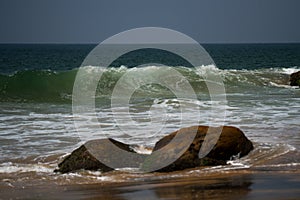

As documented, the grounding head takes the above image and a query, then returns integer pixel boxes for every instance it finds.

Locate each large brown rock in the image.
[290,71,300,86]
[142,126,253,172]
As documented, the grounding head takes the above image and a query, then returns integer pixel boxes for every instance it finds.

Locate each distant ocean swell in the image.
[0,65,298,102]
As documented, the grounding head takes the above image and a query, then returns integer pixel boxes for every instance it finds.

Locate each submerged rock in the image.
[290,71,300,86]
[55,126,253,173]
[142,126,253,172]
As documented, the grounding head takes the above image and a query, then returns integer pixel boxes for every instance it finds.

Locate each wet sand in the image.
[1,170,299,200]
[1,146,299,199]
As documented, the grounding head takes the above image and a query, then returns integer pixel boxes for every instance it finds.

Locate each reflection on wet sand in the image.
[1,173,252,200]
[119,175,252,200]
[1,171,300,199]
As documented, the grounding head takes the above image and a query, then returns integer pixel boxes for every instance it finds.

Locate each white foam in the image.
[269,81,298,88]
[132,145,152,154]
[204,162,251,171]
[96,176,113,181]
[226,160,250,168]
[194,64,221,78]
[280,67,299,75]
[0,163,54,173]
[80,65,106,73]
[257,163,300,168]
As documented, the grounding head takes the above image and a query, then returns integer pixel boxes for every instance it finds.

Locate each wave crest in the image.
[0,65,298,103]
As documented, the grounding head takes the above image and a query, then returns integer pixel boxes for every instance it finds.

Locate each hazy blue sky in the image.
[0,0,299,43]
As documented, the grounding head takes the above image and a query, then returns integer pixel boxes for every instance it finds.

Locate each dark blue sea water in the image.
[1,44,299,73]
[0,44,299,190]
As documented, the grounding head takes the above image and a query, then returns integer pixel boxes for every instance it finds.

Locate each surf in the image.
[0,65,298,102]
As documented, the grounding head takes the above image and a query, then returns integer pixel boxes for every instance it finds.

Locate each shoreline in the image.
[1,169,299,200]
[1,139,299,199]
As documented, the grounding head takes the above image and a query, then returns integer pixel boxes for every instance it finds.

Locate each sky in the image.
[0,0,299,43]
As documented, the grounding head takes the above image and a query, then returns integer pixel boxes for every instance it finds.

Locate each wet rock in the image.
[142,126,253,172]
[55,126,254,173]
[54,138,146,173]
[290,71,300,86]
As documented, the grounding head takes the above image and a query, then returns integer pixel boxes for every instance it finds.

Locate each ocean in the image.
[0,44,299,199]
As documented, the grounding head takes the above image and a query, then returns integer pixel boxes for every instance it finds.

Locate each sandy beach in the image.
[1,169,299,200]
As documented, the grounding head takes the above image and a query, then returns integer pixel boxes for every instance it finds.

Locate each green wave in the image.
[0,66,294,103]
[0,70,77,102]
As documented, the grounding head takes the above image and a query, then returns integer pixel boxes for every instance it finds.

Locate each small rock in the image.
[290,71,300,86]
[54,138,146,173]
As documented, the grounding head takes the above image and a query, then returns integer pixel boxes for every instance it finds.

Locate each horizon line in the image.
[0,42,300,45]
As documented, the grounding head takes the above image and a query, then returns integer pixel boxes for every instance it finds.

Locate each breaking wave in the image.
[0,65,298,102]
